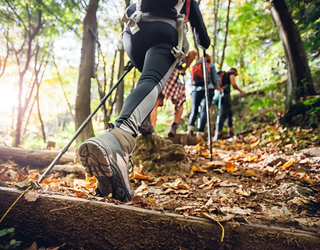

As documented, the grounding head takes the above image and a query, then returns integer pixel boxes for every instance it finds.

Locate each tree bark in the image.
[269,0,316,111]
[219,0,231,71]
[115,48,125,114]
[106,50,118,122]
[0,146,75,167]
[75,0,99,144]
[115,0,131,114]
[212,0,220,64]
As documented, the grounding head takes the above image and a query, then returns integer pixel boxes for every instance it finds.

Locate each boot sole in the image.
[78,140,132,202]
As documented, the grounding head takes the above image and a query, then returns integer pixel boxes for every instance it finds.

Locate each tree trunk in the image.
[105,50,118,123]
[115,48,125,114]
[53,57,74,120]
[269,0,316,111]
[75,0,99,144]
[96,47,109,129]
[219,0,231,71]
[36,82,46,143]
[115,0,130,114]
[212,0,220,64]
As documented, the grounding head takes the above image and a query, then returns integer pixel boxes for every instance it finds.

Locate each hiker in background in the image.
[78,0,211,202]
[187,55,223,140]
[215,68,244,140]
[149,49,197,137]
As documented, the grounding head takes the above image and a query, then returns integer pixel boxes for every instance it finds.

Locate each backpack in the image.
[217,70,226,86]
[191,61,211,86]
[137,0,183,17]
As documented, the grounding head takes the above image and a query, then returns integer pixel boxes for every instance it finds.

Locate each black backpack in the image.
[137,0,181,17]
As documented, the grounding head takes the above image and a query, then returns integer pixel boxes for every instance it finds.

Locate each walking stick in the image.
[238,93,242,139]
[38,61,134,184]
[202,49,213,161]
[215,93,222,143]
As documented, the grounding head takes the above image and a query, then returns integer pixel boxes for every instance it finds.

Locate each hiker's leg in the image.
[218,97,229,135]
[189,90,204,132]
[79,21,178,201]
[150,95,164,127]
[173,104,183,124]
[117,20,178,136]
[168,104,183,137]
[226,106,233,136]
[198,89,214,132]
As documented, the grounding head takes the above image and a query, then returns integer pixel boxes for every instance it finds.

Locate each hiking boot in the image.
[187,126,194,137]
[78,126,136,202]
[168,123,178,137]
[196,131,205,142]
[139,115,155,135]
[227,131,234,137]
[213,133,223,142]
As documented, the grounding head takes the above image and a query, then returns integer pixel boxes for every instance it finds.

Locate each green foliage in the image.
[0,228,22,249]
[286,0,320,55]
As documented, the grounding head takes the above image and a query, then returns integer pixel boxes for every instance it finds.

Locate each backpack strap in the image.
[185,0,190,21]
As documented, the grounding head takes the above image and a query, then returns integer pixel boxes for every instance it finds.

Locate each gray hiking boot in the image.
[78,125,136,202]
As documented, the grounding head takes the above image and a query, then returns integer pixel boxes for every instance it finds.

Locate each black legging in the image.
[114,21,178,136]
[218,95,233,131]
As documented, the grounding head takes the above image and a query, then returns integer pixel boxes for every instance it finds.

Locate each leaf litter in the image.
[1,124,320,246]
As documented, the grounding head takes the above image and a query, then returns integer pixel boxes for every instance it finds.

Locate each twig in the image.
[0,186,32,224]
[204,213,225,242]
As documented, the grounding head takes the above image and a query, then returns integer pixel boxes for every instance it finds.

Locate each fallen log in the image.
[0,146,75,167]
[0,187,319,250]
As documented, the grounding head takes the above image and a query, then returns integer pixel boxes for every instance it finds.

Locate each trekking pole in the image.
[215,93,222,143]
[238,93,242,138]
[202,49,213,161]
[38,61,134,185]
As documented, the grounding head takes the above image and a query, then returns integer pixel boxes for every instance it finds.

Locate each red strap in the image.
[185,0,190,21]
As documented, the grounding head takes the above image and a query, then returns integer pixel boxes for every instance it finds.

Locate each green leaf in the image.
[6,228,15,233]
[0,229,8,237]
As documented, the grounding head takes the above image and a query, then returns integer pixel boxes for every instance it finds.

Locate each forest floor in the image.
[0,122,320,249]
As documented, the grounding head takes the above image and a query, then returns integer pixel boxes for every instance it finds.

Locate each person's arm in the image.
[186,0,210,49]
[210,64,224,93]
[230,74,244,94]
[180,49,197,75]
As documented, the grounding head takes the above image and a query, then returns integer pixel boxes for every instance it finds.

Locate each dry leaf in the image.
[245,168,255,177]
[189,165,208,177]
[146,197,154,203]
[235,188,251,197]
[205,161,225,168]
[281,159,295,169]
[199,176,220,189]
[135,181,148,193]
[24,190,40,202]
[250,139,260,148]
[164,188,177,194]
[225,161,235,173]
[163,178,189,190]
[133,165,154,180]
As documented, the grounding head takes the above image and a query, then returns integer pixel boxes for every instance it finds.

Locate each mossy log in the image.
[0,187,320,250]
[0,146,75,167]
